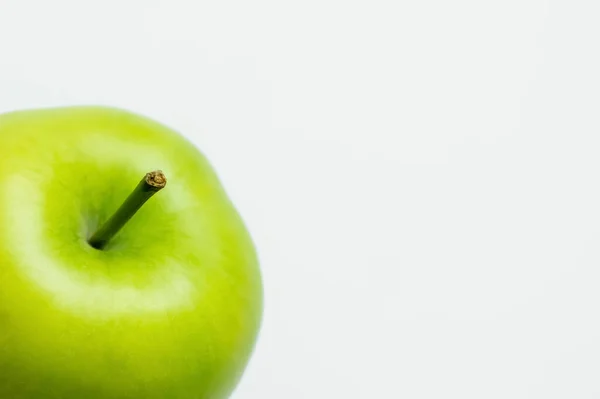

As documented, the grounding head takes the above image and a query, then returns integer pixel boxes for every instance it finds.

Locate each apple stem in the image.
[88,170,167,250]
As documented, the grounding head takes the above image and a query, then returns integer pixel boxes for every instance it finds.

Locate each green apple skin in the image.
[0,107,263,398]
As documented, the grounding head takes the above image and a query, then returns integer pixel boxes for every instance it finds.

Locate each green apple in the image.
[0,106,263,398]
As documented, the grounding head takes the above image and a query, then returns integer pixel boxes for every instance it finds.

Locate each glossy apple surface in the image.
[0,107,262,399]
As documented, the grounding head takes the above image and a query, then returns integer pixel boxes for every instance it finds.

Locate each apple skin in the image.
[0,107,263,398]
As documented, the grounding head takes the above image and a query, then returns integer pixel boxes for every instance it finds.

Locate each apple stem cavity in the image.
[88,170,167,250]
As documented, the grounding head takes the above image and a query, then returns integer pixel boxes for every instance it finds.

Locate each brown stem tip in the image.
[145,170,167,189]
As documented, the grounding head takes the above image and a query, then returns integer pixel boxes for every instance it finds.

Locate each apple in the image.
[0,106,263,398]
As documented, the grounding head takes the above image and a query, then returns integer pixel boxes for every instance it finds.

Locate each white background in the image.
[1,1,599,398]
